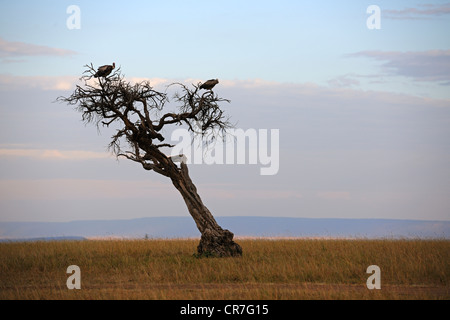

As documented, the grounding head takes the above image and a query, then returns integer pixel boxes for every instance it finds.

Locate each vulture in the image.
[94,62,115,78]
[199,79,219,90]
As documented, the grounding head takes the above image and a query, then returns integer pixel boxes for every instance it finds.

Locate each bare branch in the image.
[58,64,233,178]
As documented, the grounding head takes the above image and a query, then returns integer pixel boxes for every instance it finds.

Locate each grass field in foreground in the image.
[0,239,448,299]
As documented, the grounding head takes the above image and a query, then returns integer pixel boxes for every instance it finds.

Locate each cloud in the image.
[348,50,450,84]
[129,77,171,87]
[1,74,449,115]
[384,3,450,20]
[327,74,361,88]
[0,74,204,92]
[0,74,78,91]
[0,148,111,160]
[220,77,450,110]
[0,37,77,59]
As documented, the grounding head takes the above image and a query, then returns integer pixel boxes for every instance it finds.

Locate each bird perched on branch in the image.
[199,79,219,90]
[94,62,115,78]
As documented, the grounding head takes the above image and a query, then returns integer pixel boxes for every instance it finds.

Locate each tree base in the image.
[197,229,242,257]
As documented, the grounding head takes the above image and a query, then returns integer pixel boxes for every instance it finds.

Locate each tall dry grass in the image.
[0,239,448,299]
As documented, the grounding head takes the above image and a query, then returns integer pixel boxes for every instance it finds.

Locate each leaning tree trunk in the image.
[170,162,242,257]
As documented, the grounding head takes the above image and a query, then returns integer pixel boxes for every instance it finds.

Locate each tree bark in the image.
[170,162,242,257]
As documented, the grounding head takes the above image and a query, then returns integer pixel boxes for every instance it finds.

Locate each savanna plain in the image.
[0,239,448,299]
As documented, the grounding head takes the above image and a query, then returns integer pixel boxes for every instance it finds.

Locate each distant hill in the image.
[0,216,448,241]
[0,236,86,243]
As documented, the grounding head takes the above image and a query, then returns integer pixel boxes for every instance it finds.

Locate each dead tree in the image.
[58,64,242,257]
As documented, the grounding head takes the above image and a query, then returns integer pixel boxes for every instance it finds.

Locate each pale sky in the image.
[0,1,449,222]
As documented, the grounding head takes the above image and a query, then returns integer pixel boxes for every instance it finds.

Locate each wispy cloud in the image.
[0,148,111,160]
[348,50,450,84]
[0,37,77,60]
[384,3,450,20]
[327,74,361,88]
[0,74,197,92]
[1,73,450,109]
[0,74,78,91]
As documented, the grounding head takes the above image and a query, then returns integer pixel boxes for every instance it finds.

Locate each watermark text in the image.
[171,125,280,176]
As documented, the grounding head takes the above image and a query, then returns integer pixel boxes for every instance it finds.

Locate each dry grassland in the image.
[0,239,448,299]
